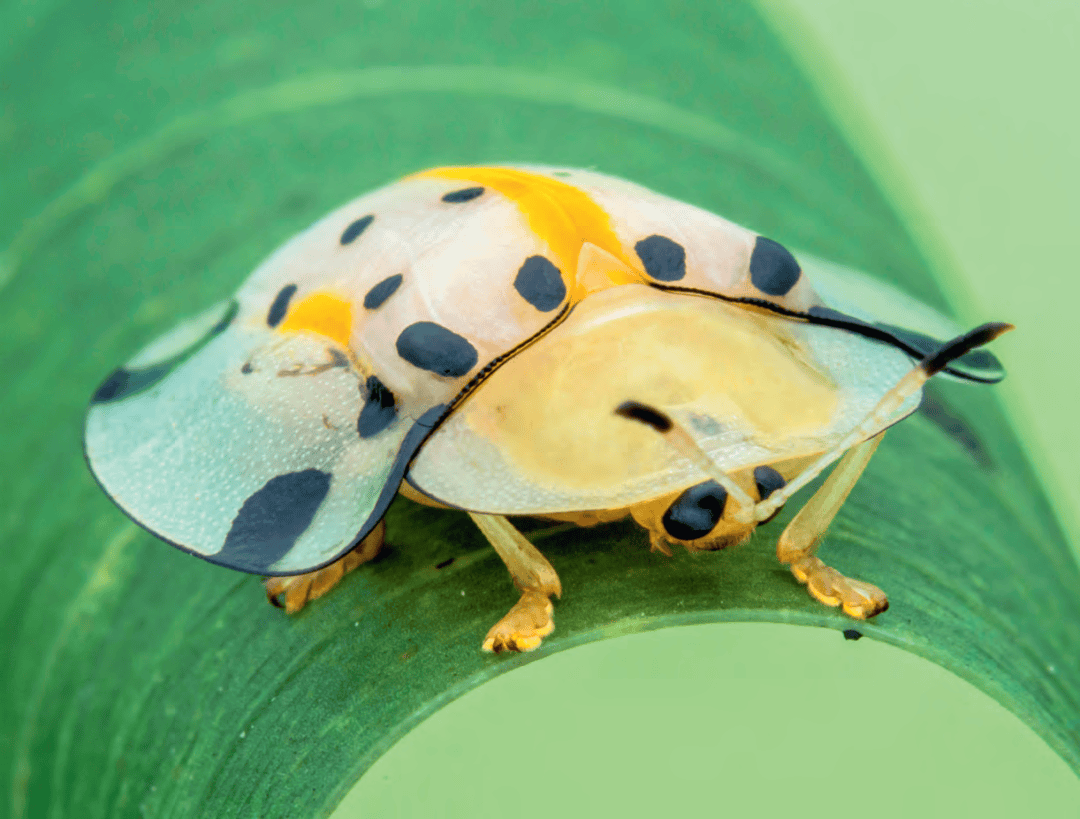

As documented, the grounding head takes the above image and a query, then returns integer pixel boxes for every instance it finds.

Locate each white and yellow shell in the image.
[83,165,1003,575]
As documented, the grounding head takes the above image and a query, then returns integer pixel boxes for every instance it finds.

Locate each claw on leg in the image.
[470,513,562,653]
[648,529,674,556]
[482,590,555,653]
[790,555,888,618]
[775,434,889,619]
[264,520,384,613]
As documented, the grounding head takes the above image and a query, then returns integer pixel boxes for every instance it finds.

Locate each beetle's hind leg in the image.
[469,512,562,653]
[264,520,385,613]
[776,433,889,618]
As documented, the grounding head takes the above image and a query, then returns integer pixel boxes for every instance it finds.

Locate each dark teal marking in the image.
[441,186,484,203]
[749,237,801,296]
[363,274,403,310]
[634,234,686,281]
[90,300,238,404]
[357,375,397,438]
[219,469,332,572]
[514,256,566,312]
[340,214,374,245]
[396,321,478,378]
[91,365,167,404]
[267,284,297,327]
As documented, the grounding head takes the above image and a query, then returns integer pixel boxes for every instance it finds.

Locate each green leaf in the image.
[3,2,1078,818]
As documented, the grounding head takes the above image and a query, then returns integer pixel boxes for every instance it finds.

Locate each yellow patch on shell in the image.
[277,292,354,349]
[415,166,646,301]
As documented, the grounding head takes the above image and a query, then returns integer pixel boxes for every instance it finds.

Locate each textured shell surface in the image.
[83,164,1003,576]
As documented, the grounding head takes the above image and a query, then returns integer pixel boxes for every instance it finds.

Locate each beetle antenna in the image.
[614,400,758,523]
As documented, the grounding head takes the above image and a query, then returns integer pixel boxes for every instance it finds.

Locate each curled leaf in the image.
[3,3,1077,818]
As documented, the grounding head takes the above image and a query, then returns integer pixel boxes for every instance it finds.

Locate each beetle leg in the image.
[648,529,675,556]
[469,512,562,653]
[264,519,385,613]
[776,434,888,618]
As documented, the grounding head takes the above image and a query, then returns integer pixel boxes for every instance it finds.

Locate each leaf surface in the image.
[2,3,1078,817]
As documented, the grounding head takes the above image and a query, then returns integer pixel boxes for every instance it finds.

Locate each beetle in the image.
[83,164,1011,652]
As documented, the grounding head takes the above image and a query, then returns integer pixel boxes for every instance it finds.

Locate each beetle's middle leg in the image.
[774,432,888,618]
[469,512,562,653]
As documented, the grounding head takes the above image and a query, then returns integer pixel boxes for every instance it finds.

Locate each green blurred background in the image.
[5,0,1077,816]
[343,1,1080,816]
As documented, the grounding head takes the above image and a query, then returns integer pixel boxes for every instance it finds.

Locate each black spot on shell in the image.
[749,237,801,296]
[209,300,239,335]
[363,274,403,310]
[92,300,239,403]
[267,284,297,327]
[91,368,132,403]
[753,465,786,500]
[396,321,478,378]
[513,256,566,312]
[340,215,374,245]
[90,363,169,404]
[441,186,485,203]
[662,480,728,541]
[219,469,332,571]
[635,234,686,281]
[843,629,864,641]
[615,401,673,433]
[357,375,397,438]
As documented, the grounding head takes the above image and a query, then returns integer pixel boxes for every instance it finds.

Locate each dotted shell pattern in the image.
[83,165,1002,575]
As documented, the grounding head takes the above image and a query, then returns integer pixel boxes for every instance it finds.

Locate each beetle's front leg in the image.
[264,520,385,613]
[775,434,888,618]
[469,512,562,653]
